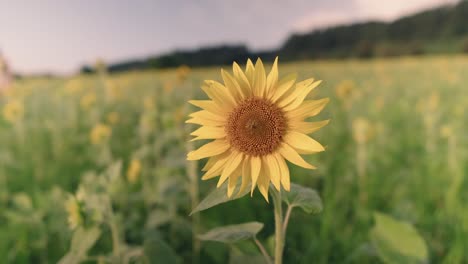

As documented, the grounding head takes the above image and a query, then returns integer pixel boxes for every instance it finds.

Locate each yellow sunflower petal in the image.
[202,166,223,180]
[263,155,281,191]
[201,151,232,179]
[278,143,316,169]
[257,172,270,202]
[233,62,251,91]
[189,100,226,115]
[187,140,230,161]
[202,80,236,108]
[190,126,226,140]
[270,73,297,102]
[285,131,325,154]
[239,156,251,194]
[189,110,225,123]
[286,98,330,121]
[186,117,222,127]
[227,166,242,197]
[222,69,244,101]
[250,156,262,195]
[290,120,330,134]
[245,59,255,85]
[281,80,322,111]
[253,58,266,97]
[202,156,218,171]
[276,78,314,108]
[217,152,243,187]
[265,57,278,97]
[275,154,290,191]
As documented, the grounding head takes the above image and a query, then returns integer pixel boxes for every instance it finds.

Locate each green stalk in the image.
[109,214,121,259]
[272,189,284,264]
[186,128,200,264]
[185,87,200,264]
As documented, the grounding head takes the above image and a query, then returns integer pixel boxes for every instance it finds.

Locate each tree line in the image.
[82,0,468,73]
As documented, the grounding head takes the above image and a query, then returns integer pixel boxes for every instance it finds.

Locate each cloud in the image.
[292,11,360,33]
[354,0,458,21]
[291,0,458,34]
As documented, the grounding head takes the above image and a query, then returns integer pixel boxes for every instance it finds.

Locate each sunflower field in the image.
[0,55,467,263]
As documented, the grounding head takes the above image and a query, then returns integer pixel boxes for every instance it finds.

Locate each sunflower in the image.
[65,195,84,230]
[127,159,142,184]
[90,123,112,145]
[187,58,329,201]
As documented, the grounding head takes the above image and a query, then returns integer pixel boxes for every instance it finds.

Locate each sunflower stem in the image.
[185,115,200,264]
[109,215,121,258]
[282,205,293,234]
[272,189,284,264]
[254,237,273,264]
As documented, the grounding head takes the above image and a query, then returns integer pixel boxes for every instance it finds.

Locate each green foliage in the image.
[1,56,467,263]
[58,227,101,264]
[191,182,250,215]
[198,222,264,244]
[229,254,267,264]
[282,184,323,214]
[370,212,429,264]
[143,231,179,264]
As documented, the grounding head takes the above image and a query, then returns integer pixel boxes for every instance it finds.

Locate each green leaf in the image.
[229,254,267,264]
[370,212,429,264]
[58,226,101,264]
[143,231,178,264]
[282,183,323,214]
[190,182,250,215]
[11,193,33,211]
[198,222,264,244]
[145,209,172,229]
[104,160,122,184]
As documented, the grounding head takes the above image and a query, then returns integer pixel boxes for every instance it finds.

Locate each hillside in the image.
[83,0,468,73]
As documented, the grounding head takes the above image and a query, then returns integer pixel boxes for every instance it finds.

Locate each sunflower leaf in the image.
[190,182,250,215]
[229,254,268,264]
[370,212,428,264]
[143,230,179,264]
[58,227,101,264]
[198,222,264,243]
[282,183,322,214]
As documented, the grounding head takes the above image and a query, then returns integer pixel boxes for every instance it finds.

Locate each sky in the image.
[0,0,457,74]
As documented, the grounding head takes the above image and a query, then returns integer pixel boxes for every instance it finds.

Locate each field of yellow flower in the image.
[0,55,466,263]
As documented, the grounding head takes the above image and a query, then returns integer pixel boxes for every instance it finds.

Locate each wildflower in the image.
[3,100,24,123]
[127,159,142,183]
[65,195,84,230]
[187,58,329,201]
[90,123,112,145]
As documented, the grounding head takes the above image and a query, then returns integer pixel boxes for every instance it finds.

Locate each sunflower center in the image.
[226,97,286,156]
